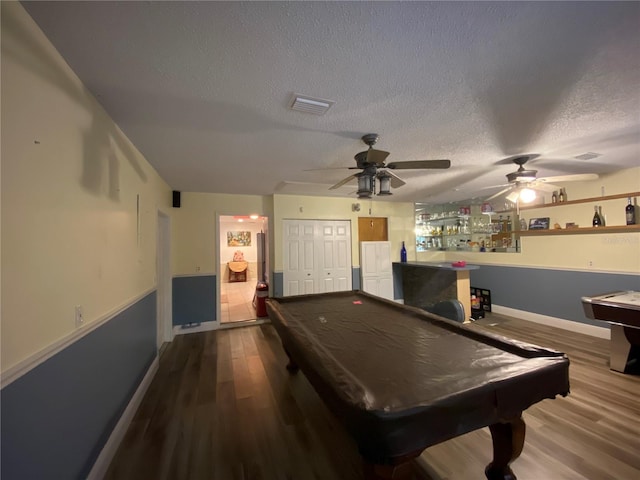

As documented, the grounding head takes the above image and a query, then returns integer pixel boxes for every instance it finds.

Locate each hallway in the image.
[220,280,258,323]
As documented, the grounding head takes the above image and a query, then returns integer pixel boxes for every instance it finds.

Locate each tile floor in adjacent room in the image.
[220,280,258,323]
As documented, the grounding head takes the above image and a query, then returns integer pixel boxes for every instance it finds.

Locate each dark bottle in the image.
[559,188,566,202]
[552,191,558,203]
[400,241,407,262]
[592,206,602,227]
[626,197,636,225]
[598,206,605,226]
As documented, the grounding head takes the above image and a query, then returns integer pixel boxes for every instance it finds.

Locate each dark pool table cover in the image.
[266,291,570,462]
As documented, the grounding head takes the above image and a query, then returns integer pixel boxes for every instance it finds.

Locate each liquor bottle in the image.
[506,216,512,231]
[592,206,602,227]
[400,241,407,262]
[559,188,566,202]
[551,191,558,203]
[598,206,606,226]
[626,197,636,225]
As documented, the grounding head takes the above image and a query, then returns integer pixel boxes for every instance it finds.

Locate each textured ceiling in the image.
[21,1,640,204]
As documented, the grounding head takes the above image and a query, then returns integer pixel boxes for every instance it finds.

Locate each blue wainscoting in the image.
[272,271,283,297]
[172,275,216,325]
[470,266,640,326]
[1,291,157,480]
[351,267,361,291]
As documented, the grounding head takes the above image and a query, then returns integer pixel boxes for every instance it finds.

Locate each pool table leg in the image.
[283,348,299,373]
[362,451,422,480]
[485,415,526,480]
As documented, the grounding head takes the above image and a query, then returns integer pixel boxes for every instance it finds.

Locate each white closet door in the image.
[283,220,317,296]
[325,221,351,292]
[377,241,392,276]
[360,241,393,300]
[283,219,352,296]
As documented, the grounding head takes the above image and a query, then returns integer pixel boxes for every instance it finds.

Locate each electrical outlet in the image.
[75,305,84,328]
[588,260,594,268]
[195,266,201,272]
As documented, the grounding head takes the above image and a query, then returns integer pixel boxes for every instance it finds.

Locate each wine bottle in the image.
[626,197,636,225]
[552,191,558,203]
[559,188,566,202]
[598,206,606,226]
[592,206,602,227]
[400,241,407,262]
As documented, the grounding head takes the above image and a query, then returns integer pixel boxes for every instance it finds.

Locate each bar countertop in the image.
[393,261,480,271]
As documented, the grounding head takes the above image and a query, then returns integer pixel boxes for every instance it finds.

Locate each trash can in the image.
[253,281,269,318]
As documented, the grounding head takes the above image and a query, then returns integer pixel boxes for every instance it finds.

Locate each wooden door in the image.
[358,217,388,242]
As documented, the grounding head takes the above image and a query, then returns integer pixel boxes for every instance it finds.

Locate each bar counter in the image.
[393,261,480,321]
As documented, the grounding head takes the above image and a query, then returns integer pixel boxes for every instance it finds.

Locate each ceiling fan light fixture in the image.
[519,188,537,203]
[377,171,393,196]
[356,171,374,198]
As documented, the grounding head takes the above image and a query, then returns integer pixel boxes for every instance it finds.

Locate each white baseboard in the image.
[492,305,610,339]
[87,355,159,480]
[172,320,218,335]
[172,318,271,335]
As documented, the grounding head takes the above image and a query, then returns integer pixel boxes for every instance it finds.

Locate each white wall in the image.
[1,2,172,371]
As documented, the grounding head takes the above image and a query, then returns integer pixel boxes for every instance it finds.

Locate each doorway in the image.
[156,210,172,349]
[218,214,269,324]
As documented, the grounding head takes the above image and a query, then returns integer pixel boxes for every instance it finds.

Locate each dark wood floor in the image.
[105,313,640,480]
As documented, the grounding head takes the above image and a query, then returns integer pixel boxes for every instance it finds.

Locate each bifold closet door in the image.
[283,220,352,296]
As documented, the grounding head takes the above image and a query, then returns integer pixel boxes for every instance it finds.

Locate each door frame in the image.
[156,209,173,348]
[216,212,270,327]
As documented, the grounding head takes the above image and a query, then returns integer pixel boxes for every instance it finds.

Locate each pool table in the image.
[266,291,570,480]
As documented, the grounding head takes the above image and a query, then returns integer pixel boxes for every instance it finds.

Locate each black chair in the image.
[423,299,466,323]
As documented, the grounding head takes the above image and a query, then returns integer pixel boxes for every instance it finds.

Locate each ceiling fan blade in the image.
[365,149,390,166]
[329,174,356,190]
[479,182,510,190]
[530,182,558,193]
[304,166,353,171]
[384,170,407,188]
[485,186,512,201]
[386,159,451,170]
[537,173,599,183]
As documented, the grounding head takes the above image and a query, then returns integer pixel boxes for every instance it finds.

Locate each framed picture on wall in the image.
[528,217,550,230]
[227,231,251,246]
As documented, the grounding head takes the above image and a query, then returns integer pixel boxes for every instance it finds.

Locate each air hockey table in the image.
[582,290,640,374]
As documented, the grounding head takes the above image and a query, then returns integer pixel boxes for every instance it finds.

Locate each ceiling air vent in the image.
[289,93,334,115]
[574,152,602,161]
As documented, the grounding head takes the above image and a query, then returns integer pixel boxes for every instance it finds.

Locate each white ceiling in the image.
[22,1,640,205]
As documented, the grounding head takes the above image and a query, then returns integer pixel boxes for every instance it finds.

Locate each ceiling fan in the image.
[329,134,451,198]
[485,155,599,204]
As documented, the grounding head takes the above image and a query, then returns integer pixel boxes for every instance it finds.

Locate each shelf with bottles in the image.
[514,191,639,236]
[415,204,514,252]
[518,224,640,236]
[504,191,640,212]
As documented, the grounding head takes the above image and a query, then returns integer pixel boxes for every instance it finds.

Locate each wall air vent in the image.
[574,152,602,161]
[289,93,334,115]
